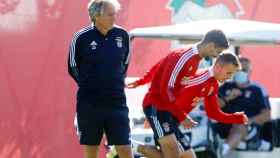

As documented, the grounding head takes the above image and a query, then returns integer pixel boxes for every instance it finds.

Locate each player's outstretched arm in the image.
[204,94,248,124]
[126,58,163,88]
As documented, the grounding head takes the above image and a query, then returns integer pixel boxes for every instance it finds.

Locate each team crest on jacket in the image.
[115,36,123,48]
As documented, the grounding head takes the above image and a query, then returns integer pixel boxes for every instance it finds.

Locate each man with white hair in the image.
[68,0,132,158]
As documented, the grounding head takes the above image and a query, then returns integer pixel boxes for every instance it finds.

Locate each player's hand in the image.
[234,111,248,124]
[181,116,198,129]
[126,82,138,88]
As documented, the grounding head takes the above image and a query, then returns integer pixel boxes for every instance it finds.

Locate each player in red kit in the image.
[127,53,248,158]
[128,30,229,108]
[127,30,229,158]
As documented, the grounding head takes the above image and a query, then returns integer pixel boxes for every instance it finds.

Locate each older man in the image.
[68,0,132,158]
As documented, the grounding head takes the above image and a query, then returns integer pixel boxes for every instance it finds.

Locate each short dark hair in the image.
[202,29,229,49]
[239,57,251,72]
[215,53,241,69]
[239,57,250,64]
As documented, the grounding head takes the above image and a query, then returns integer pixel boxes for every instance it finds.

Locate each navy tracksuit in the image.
[68,25,131,145]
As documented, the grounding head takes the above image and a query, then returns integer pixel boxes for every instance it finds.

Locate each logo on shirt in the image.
[115,36,123,48]
[245,90,252,98]
[181,76,189,85]
[90,41,97,50]
[189,66,193,71]
[201,88,206,92]
[225,90,231,95]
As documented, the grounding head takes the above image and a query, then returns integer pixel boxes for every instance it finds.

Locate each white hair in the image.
[88,0,120,22]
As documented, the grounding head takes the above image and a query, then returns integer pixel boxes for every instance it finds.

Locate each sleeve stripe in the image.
[69,26,92,67]
[188,73,210,86]
[151,116,164,137]
[185,71,210,88]
[124,36,131,64]
[168,49,195,88]
[187,71,209,85]
[73,68,79,78]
